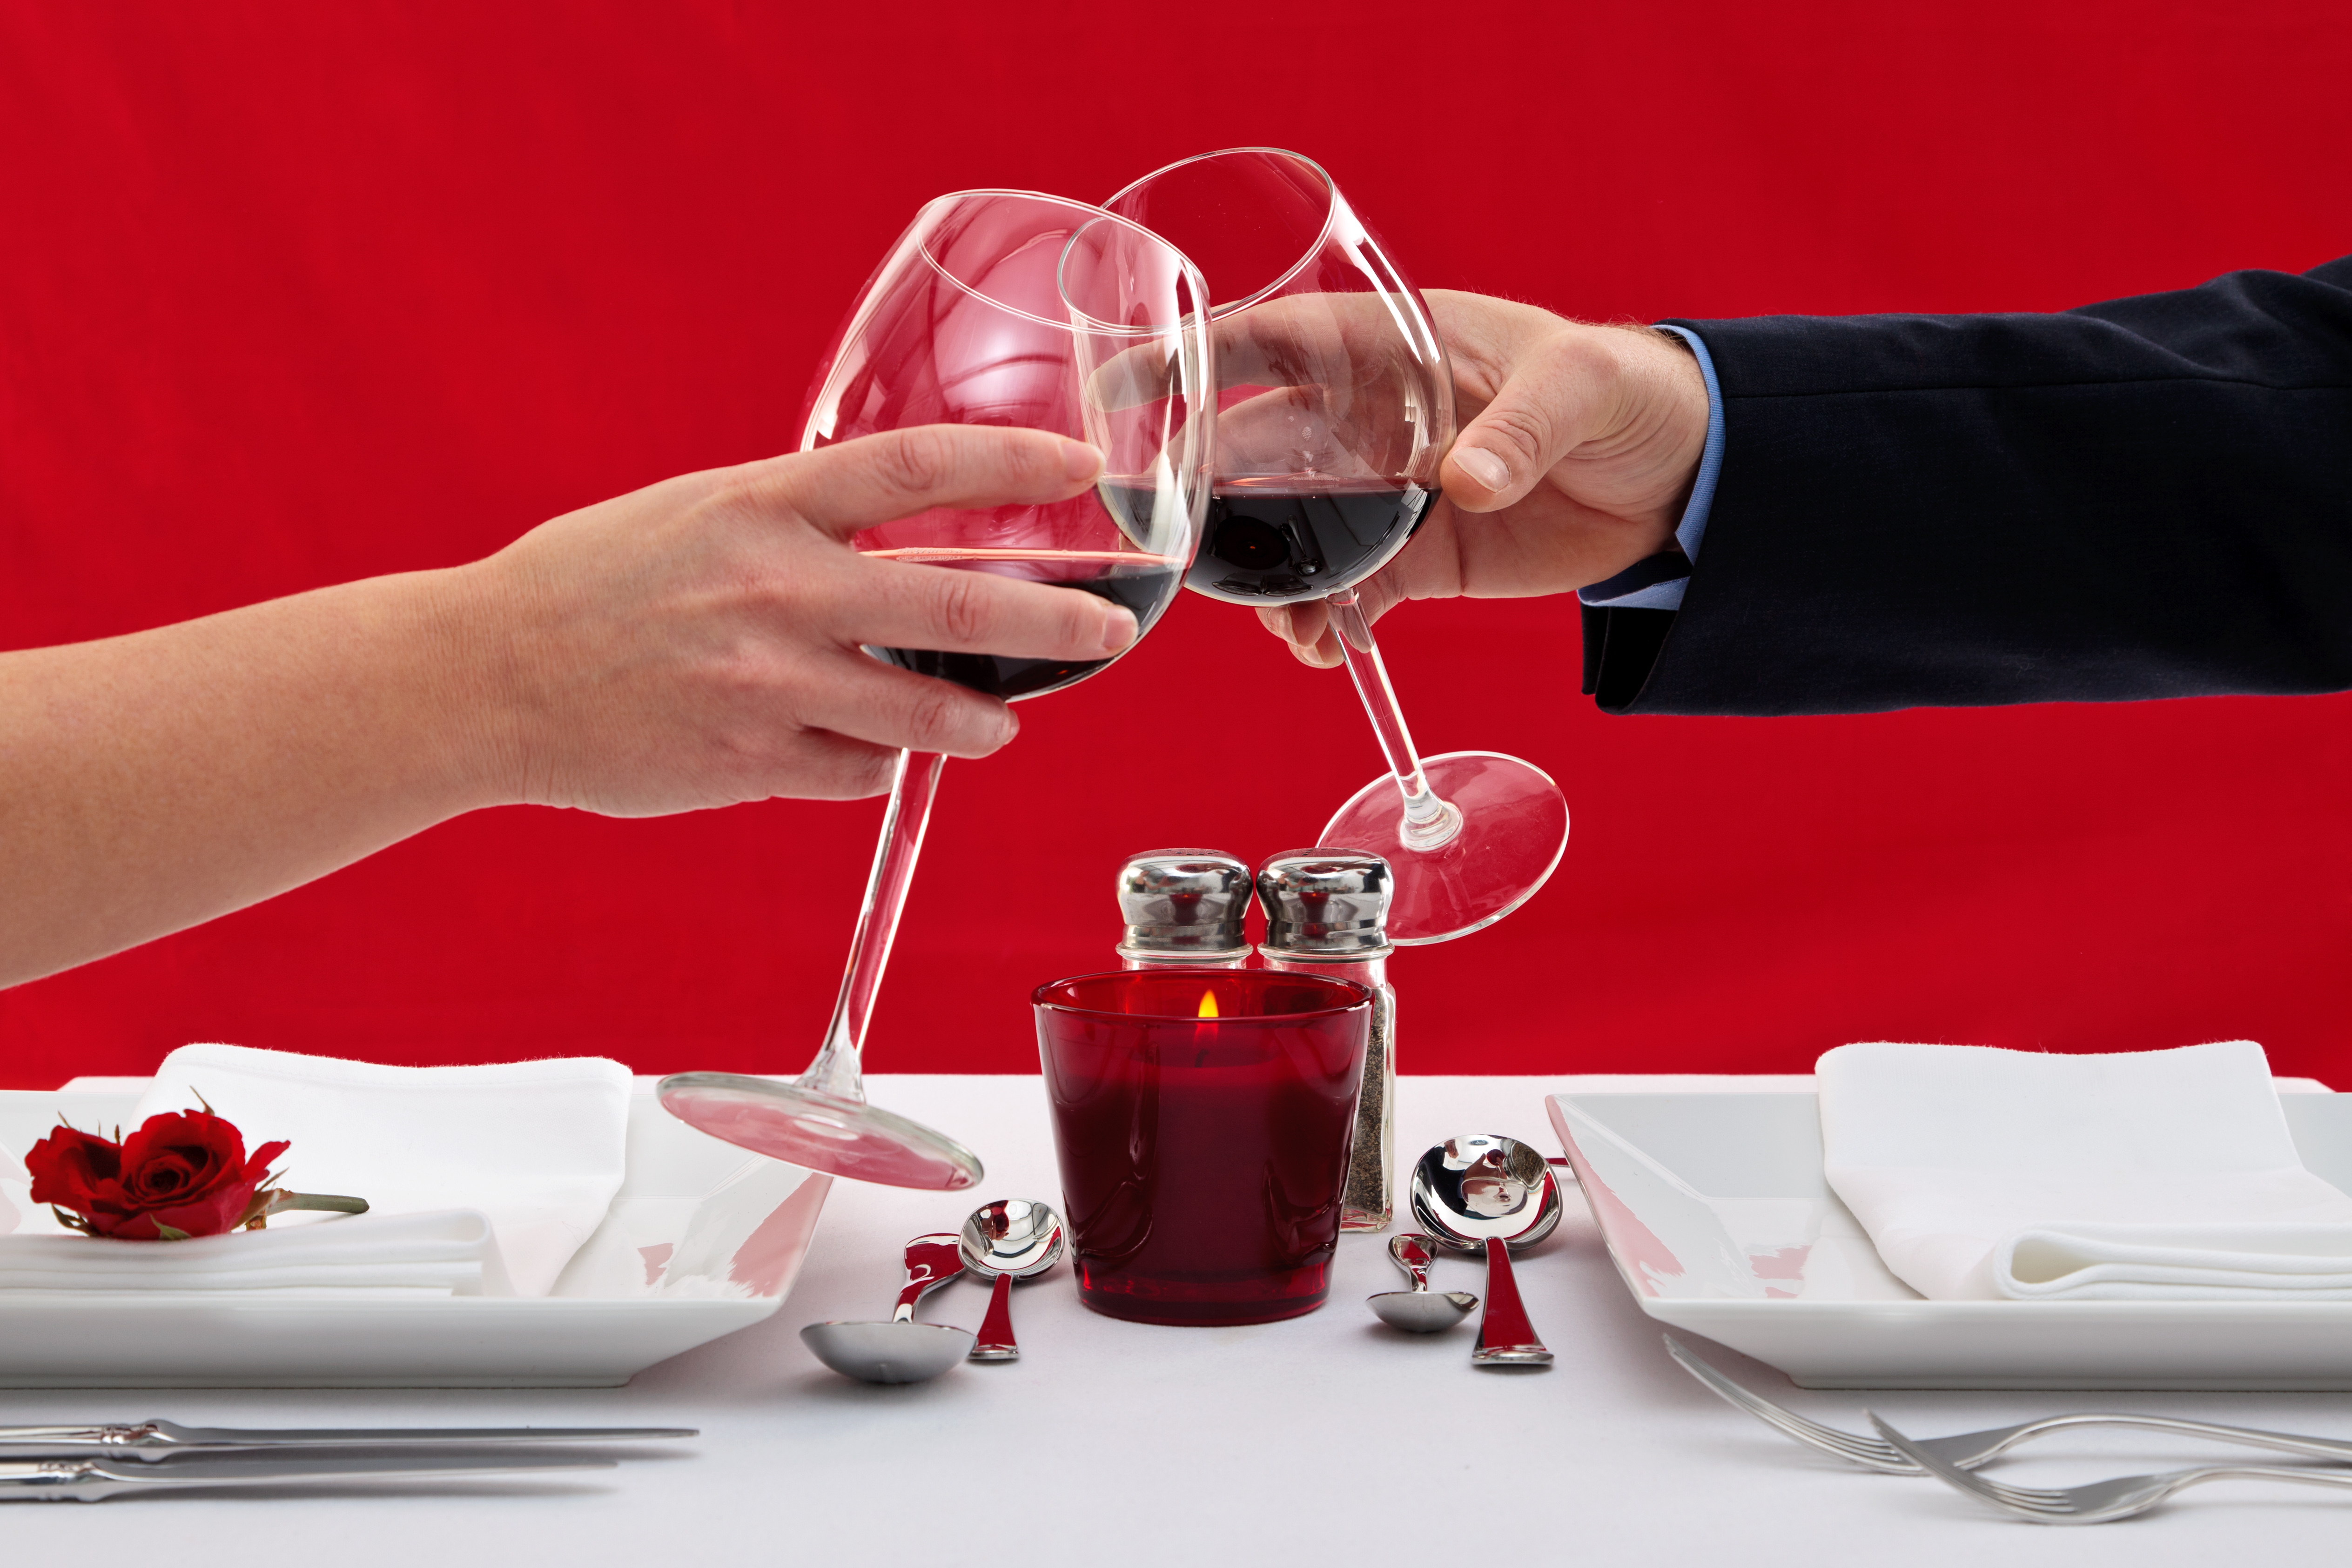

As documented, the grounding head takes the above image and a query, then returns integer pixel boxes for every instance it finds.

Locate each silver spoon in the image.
[1409,1135,1564,1367]
[800,1233,974,1384]
[1367,1231,1478,1333]
[957,1199,1067,1362]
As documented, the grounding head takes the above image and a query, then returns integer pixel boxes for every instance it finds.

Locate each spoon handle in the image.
[1471,1236,1553,1367]
[970,1273,1019,1362]
[1390,1232,1436,1291]
[893,1235,966,1323]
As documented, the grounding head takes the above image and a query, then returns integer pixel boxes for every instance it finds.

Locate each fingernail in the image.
[1098,604,1139,653]
[1061,440,1103,483]
[1452,445,1510,493]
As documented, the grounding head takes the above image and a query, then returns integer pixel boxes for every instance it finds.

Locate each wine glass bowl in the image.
[806,191,1213,700]
[1105,149,1568,944]
[1104,149,1448,607]
[659,192,1214,1188]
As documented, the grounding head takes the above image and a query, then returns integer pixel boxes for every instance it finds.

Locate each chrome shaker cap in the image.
[1116,849,1253,961]
[1255,848,1394,959]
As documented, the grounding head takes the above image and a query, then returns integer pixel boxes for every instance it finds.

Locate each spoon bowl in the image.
[1367,1230,1477,1333]
[1408,1135,1562,1367]
[959,1199,1067,1362]
[1369,1289,1479,1333]
[800,1321,976,1384]
[958,1199,1068,1281]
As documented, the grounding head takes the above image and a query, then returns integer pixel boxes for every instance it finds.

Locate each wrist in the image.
[415,557,533,812]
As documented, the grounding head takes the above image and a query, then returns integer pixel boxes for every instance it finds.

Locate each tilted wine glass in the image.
[1102,148,1569,944]
[658,192,1214,1188]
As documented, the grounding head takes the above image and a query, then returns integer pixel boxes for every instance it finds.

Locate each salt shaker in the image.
[1115,850,1253,969]
[1255,848,1396,1232]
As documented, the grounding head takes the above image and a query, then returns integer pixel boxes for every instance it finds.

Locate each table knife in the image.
[0,1451,616,1502]
[0,1419,693,1458]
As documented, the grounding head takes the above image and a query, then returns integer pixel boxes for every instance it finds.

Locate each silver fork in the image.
[1665,1333,2352,1474]
[1870,1413,2352,1524]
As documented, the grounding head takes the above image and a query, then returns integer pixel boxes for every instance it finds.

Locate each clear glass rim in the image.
[1101,147,1340,322]
[910,187,1204,339]
[1031,967,1372,1023]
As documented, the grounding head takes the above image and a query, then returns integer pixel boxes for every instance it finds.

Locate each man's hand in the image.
[1260,291,1708,664]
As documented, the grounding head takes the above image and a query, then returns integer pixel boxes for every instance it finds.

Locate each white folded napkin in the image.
[123,1044,632,1296]
[0,1210,501,1296]
[1818,1039,2352,1300]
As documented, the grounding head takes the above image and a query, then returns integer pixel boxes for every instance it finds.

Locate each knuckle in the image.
[878,426,957,497]
[1051,587,1097,648]
[902,684,971,747]
[1476,399,1554,468]
[928,569,994,645]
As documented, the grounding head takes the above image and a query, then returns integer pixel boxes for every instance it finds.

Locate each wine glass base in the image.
[1319,750,1569,945]
[657,1072,984,1191]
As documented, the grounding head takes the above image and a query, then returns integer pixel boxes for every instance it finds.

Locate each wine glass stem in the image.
[801,749,947,1101]
[1326,590,1462,851]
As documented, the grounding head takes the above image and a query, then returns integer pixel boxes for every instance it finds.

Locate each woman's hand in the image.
[0,425,1127,984]
[463,425,1126,813]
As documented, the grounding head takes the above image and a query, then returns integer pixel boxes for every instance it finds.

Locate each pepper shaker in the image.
[1256,848,1396,1232]
[1115,850,1252,969]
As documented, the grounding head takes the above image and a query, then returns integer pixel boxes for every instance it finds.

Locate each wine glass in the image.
[1102,148,1569,945]
[659,192,1214,1188]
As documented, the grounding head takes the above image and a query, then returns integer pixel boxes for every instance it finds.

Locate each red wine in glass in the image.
[1183,478,1434,604]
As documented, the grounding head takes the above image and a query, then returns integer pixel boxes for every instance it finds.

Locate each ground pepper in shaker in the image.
[1115,850,1253,969]
[1256,848,1396,1232]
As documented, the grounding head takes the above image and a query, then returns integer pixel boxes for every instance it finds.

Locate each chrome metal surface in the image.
[958,1199,1068,1362]
[1116,850,1253,961]
[1259,849,1396,1229]
[1254,849,1395,959]
[800,1233,975,1384]
[1870,1414,2352,1525]
[1409,1135,1561,1367]
[799,1320,975,1386]
[1667,1333,2352,1475]
[1368,1231,1476,1333]
[0,1421,693,1461]
[891,1233,965,1323]
[0,1452,614,1502]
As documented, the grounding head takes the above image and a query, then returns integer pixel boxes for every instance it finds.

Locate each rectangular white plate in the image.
[0,1086,826,1387]
[1548,1086,2352,1389]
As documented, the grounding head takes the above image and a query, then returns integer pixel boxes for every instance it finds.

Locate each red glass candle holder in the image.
[1034,969,1372,1327]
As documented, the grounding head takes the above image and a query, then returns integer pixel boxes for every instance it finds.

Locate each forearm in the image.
[1599,257,2352,714]
[0,565,508,985]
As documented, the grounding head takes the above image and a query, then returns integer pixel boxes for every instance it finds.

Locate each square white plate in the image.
[0,1086,826,1387]
[1547,1086,2352,1389]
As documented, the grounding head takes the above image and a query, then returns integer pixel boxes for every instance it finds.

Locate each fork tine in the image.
[1868,1413,2078,1519]
[1666,1338,1889,1456]
[1664,1334,1916,1472]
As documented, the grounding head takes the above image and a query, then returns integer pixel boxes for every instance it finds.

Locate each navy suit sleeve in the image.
[1581,255,2352,715]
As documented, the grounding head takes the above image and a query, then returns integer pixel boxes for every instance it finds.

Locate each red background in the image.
[3,1,2348,1088]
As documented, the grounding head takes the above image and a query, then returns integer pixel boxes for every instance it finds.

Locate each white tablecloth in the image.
[10,1074,2351,1563]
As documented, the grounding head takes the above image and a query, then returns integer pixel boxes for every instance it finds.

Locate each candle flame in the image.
[1196,990,1219,1019]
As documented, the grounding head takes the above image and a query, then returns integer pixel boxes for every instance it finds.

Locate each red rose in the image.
[26,1111,289,1241]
